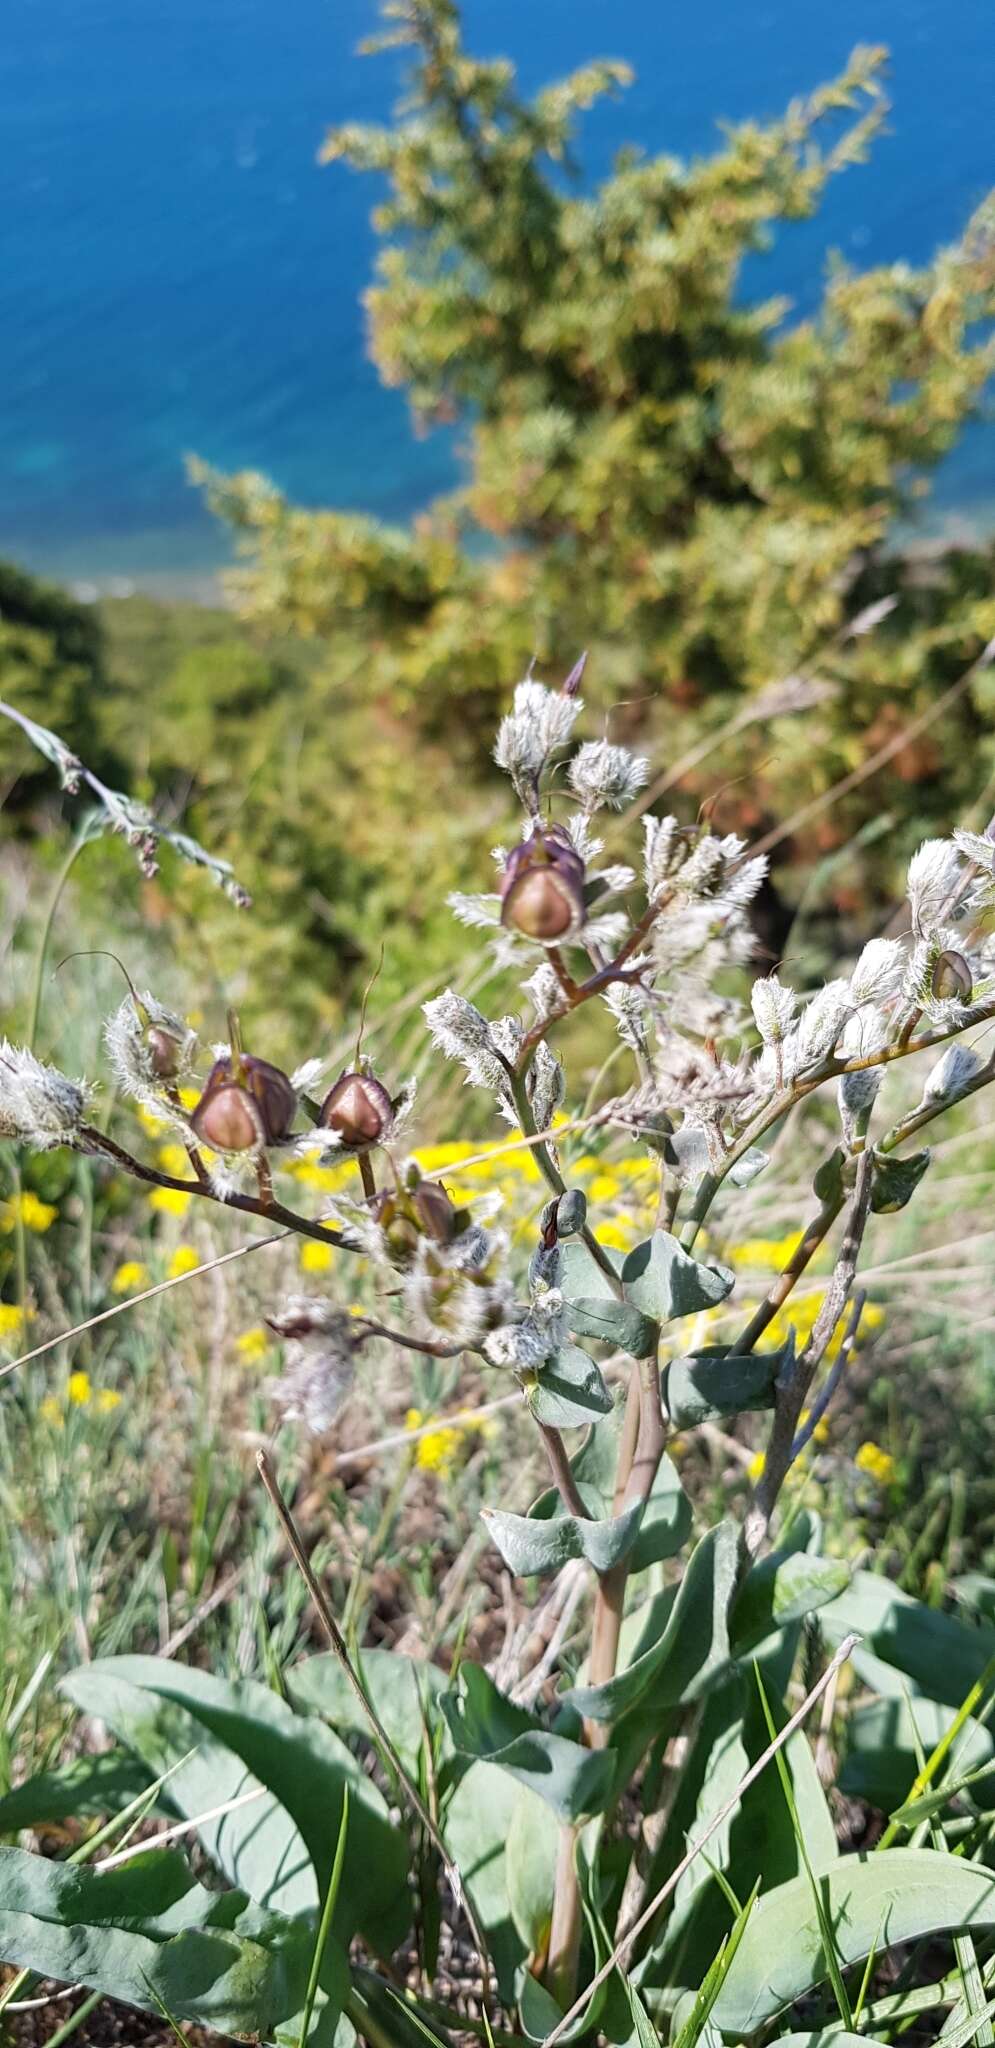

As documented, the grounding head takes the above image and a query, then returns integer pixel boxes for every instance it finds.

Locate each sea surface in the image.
[2,0,994,590]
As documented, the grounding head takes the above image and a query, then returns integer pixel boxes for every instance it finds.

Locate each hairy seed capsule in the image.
[320,1070,393,1150]
[500,825,586,945]
[147,1024,183,1080]
[191,1082,260,1152]
[191,1052,296,1151]
[931,949,973,1003]
[412,1178,459,1245]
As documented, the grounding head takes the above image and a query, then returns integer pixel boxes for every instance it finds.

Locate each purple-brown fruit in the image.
[500,825,586,945]
[190,1052,296,1151]
[320,1070,393,1151]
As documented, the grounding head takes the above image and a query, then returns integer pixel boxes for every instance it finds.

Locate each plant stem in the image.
[506,1063,623,1295]
[256,1451,492,2003]
[546,1826,584,2011]
[537,1422,592,1519]
[732,1185,844,1354]
[547,1359,664,2010]
[79,1125,354,1252]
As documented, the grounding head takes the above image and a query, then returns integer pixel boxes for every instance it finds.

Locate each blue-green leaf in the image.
[732,1552,851,1658]
[662,1346,783,1429]
[0,1844,331,2034]
[482,1498,644,1576]
[526,1344,613,1427]
[61,1656,409,1950]
[286,1649,447,1774]
[530,1405,691,1572]
[440,1664,615,1822]
[0,1752,154,1834]
[712,1850,995,2031]
[820,1571,995,1711]
[870,1146,930,1213]
[566,1519,740,1724]
[621,1232,734,1322]
[559,1242,659,1355]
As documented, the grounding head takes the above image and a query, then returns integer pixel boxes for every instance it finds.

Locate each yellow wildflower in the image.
[1,1190,58,1234]
[300,1240,334,1274]
[291,1159,351,1195]
[588,1173,622,1204]
[39,1394,64,1428]
[597,1218,640,1253]
[112,1260,149,1295]
[157,1142,191,1177]
[733,1235,801,1271]
[855,1441,896,1487]
[68,1370,91,1405]
[747,1449,766,1483]
[0,1303,25,1343]
[149,1186,193,1218]
[167,1244,201,1279]
[178,1086,201,1113]
[236,1326,270,1364]
[96,1388,122,1413]
[404,1407,462,1476]
[138,1104,167,1138]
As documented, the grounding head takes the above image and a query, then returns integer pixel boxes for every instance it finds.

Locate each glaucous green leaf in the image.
[440,1663,616,1821]
[0,1843,333,2034]
[820,1571,995,1712]
[559,1242,659,1355]
[870,1146,930,1213]
[563,1298,660,1357]
[531,1406,692,1572]
[732,1551,851,1658]
[711,1850,995,2031]
[61,1656,409,1950]
[662,1346,782,1429]
[840,1696,993,1814]
[566,1519,739,1723]
[505,1784,558,1954]
[0,1752,154,1834]
[812,1147,847,1204]
[621,1232,734,1322]
[482,1498,644,1576]
[526,1343,614,1427]
[441,1761,525,2001]
[286,1649,447,1773]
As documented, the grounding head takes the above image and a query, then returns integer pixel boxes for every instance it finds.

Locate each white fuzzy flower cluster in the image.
[423,990,519,1118]
[494,679,583,808]
[268,1297,357,1435]
[750,974,797,1048]
[0,1041,91,1150]
[525,1041,566,1131]
[917,1041,984,1110]
[401,1226,513,1349]
[906,838,962,937]
[567,740,649,813]
[484,1281,565,1374]
[847,939,905,1006]
[521,961,563,1025]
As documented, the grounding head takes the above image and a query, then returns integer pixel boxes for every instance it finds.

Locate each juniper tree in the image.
[197,0,995,876]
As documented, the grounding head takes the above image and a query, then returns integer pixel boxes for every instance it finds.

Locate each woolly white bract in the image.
[568,740,649,813]
[0,1041,91,1150]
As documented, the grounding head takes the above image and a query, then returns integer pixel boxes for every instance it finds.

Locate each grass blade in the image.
[298,1783,350,2046]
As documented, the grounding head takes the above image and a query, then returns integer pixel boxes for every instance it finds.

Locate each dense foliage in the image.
[195,0,995,906]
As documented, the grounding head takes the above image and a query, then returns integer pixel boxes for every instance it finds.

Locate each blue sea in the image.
[2,0,994,590]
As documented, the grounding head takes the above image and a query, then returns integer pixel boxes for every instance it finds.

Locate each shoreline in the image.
[4,499,995,616]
